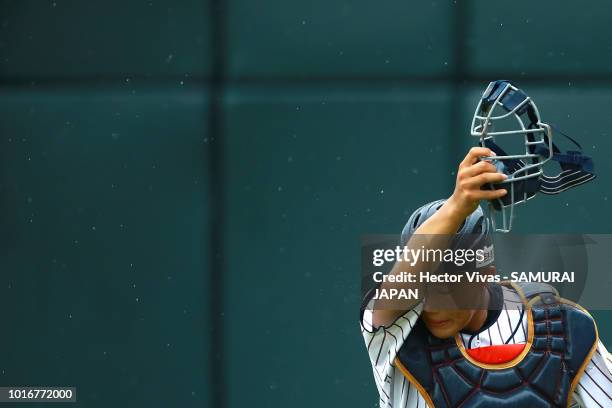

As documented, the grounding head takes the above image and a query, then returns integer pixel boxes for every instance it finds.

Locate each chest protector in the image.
[395,282,598,408]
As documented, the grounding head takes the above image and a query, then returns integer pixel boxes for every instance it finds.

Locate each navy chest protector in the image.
[395,283,598,408]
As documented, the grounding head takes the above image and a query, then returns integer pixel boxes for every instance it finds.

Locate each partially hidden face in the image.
[420,282,488,339]
[421,307,477,339]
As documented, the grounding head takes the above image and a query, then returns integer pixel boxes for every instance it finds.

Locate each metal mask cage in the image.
[470,81,554,232]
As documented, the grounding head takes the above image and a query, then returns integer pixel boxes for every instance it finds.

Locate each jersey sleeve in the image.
[572,339,612,407]
[360,296,423,407]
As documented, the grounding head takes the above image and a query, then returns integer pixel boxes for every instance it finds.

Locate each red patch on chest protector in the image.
[466,343,526,364]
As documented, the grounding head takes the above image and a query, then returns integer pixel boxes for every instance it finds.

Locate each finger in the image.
[472,188,508,200]
[458,160,498,179]
[460,147,495,169]
[465,172,508,188]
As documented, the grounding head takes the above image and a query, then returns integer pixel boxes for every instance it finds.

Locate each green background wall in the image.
[0,1,610,407]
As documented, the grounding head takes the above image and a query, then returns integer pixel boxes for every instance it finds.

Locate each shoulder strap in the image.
[514,282,558,301]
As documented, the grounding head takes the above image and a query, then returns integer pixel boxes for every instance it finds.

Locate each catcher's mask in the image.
[470,80,596,232]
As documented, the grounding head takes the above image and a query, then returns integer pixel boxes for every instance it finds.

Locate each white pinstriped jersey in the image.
[361,285,612,408]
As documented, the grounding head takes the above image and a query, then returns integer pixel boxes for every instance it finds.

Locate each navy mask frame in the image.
[470,80,596,232]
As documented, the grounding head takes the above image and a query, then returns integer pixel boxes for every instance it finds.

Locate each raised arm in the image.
[371,147,507,328]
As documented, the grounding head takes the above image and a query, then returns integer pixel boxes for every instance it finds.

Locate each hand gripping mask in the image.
[470,80,596,232]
